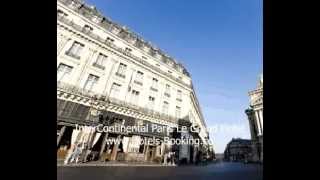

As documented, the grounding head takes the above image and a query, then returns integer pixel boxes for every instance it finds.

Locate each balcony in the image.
[108,97,178,124]
[65,51,80,59]
[115,72,126,78]
[150,87,158,92]
[57,81,104,100]
[164,93,171,98]
[92,62,105,70]
[57,81,180,124]
[133,80,143,86]
[176,98,182,102]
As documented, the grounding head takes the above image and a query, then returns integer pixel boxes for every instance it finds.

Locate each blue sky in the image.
[85,0,262,153]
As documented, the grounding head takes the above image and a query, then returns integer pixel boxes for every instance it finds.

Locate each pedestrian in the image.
[163,153,168,165]
[64,144,75,165]
[171,152,175,165]
[71,143,82,163]
[168,152,171,165]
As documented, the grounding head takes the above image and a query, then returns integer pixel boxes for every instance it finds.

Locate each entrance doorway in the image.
[57,126,73,160]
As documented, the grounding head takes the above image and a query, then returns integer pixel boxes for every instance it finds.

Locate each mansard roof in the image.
[59,0,190,77]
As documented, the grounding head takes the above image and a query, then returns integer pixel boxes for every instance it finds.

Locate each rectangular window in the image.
[57,63,73,82]
[57,9,68,19]
[106,37,114,44]
[125,47,132,53]
[83,25,93,34]
[151,78,158,90]
[66,41,84,59]
[162,101,169,115]
[130,90,140,105]
[134,71,143,85]
[116,63,127,78]
[175,106,181,119]
[150,49,156,57]
[83,74,99,91]
[148,96,155,110]
[165,84,170,92]
[177,90,182,101]
[93,53,107,70]
[110,83,121,98]
[164,84,171,97]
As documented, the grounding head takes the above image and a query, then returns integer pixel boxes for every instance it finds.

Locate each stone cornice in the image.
[190,91,207,129]
[249,87,263,96]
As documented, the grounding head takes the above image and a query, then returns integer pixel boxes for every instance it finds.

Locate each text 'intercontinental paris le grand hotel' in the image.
[57,0,214,164]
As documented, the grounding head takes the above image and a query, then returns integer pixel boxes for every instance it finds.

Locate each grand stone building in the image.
[57,0,211,164]
[224,138,252,163]
[245,74,263,163]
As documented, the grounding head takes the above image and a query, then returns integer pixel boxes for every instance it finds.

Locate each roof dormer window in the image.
[82,25,93,34]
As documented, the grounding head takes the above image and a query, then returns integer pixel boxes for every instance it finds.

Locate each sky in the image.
[85,0,262,153]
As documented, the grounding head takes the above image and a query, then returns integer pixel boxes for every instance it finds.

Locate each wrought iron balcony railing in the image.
[58,81,179,124]
[150,87,158,92]
[65,51,81,59]
[92,62,105,70]
[115,72,126,78]
[108,97,178,123]
[133,80,143,86]
[57,81,105,100]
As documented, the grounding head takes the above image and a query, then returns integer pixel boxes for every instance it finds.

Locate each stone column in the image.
[247,111,257,140]
[161,142,165,156]
[110,135,121,161]
[258,110,263,133]
[143,144,147,154]
[57,126,66,147]
[83,128,96,162]
[144,145,150,161]
[254,111,262,135]
[103,58,118,95]
[57,36,71,56]
[156,145,161,157]
[99,133,109,161]
[74,48,97,86]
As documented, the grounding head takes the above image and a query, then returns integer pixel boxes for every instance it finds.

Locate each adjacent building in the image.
[245,74,263,163]
[57,0,211,164]
[224,138,252,162]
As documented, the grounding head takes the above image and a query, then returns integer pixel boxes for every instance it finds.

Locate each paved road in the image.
[57,162,263,180]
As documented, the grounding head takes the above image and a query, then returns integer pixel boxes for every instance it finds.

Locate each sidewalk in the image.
[57,159,177,167]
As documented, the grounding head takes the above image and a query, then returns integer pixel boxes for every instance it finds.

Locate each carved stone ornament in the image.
[90,109,99,116]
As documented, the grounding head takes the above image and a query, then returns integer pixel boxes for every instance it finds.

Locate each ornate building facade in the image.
[224,138,252,163]
[245,74,263,163]
[57,0,211,164]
